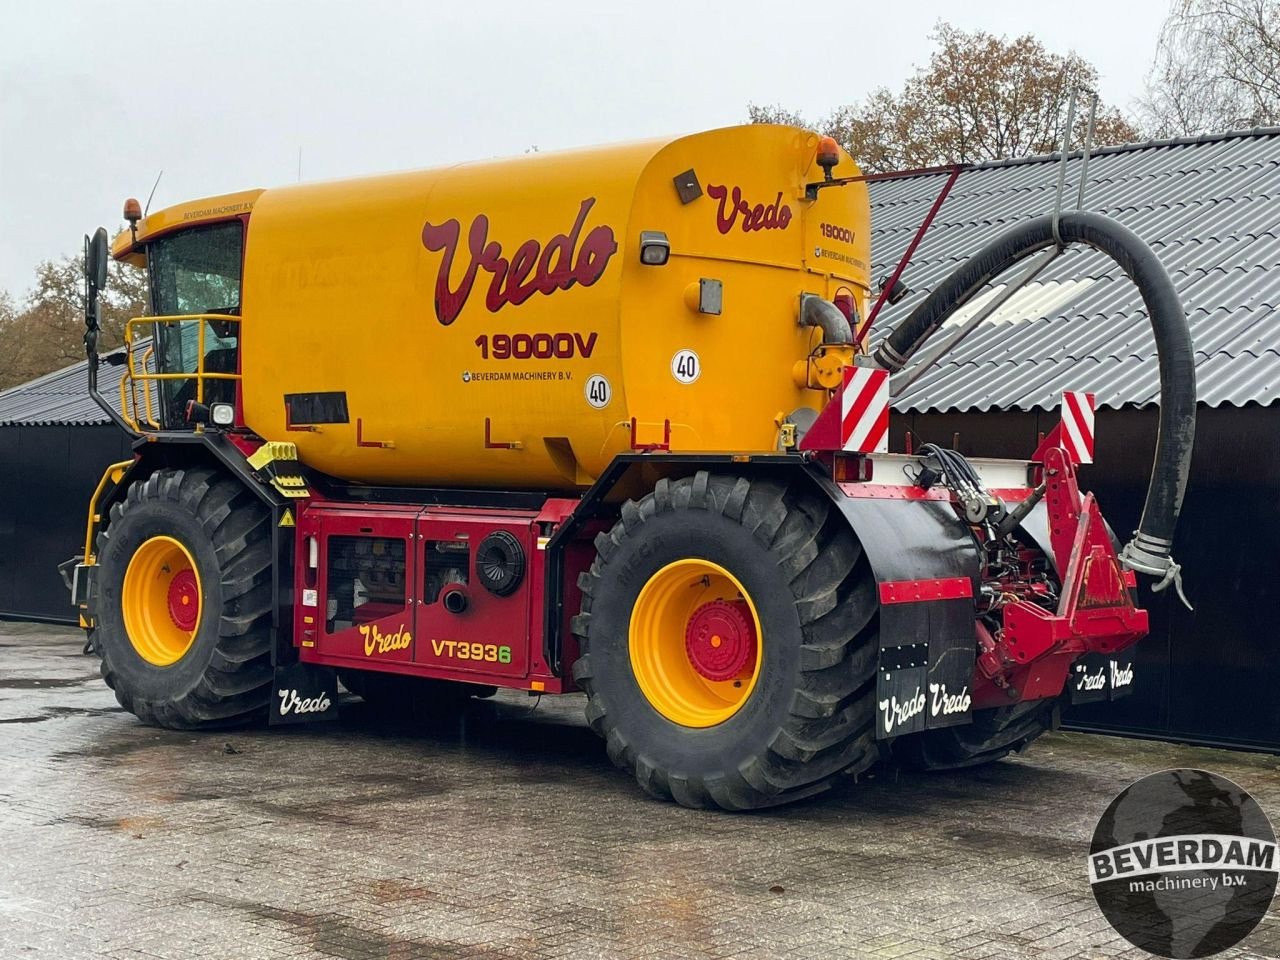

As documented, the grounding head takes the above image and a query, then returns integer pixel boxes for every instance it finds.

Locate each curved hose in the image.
[799,293,853,344]
[871,211,1196,590]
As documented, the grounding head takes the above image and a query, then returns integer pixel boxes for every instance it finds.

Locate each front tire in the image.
[94,468,273,729]
[572,472,880,810]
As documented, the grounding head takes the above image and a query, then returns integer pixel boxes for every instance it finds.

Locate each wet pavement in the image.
[2,618,1279,960]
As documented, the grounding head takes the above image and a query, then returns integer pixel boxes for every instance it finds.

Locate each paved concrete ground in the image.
[2,619,1279,960]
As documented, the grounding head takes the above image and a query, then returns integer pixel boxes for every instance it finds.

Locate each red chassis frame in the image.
[278,442,1145,714]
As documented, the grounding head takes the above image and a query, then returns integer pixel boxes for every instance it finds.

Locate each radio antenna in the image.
[143,170,164,216]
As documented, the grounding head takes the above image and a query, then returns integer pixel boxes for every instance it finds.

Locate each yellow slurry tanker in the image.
[69,124,1195,809]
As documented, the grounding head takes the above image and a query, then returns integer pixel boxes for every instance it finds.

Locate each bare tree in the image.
[0,246,148,391]
[1141,0,1280,135]
[749,23,1139,173]
[746,103,810,128]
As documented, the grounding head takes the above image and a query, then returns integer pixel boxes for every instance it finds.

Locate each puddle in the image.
[0,677,92,689]
[364,878,438,903]
[165,788,226,804]
[48,814,119,831]
[49,814,167,835]
[946,824,1081,860]
[243,799,362,828]
[186,893,497,960]
[42,705,120,718]
[54,734,179,762]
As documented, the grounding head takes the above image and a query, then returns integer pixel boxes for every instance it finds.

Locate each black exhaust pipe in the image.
[872,211,1196,595]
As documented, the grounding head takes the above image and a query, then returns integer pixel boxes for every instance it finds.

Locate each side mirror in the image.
[84,227,109,297]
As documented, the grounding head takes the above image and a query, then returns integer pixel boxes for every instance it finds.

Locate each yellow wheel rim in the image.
[122,535,202,667]
[629,559,763,727]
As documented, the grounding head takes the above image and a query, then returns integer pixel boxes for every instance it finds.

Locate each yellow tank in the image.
[142,125,871,489]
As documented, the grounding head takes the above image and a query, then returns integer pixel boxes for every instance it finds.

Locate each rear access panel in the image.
[297,504,539,682]
[298,505,421,666]
[414,509,536,679]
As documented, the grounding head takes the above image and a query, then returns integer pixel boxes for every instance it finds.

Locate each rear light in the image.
[833,288,860,328]
[832,454,873,483]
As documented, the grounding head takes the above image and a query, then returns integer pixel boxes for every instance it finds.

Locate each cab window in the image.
[147,222,243,426]
[149,221,242,315]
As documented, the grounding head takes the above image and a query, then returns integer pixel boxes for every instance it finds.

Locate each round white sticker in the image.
[671,349,701,384]
[585,374,612,409]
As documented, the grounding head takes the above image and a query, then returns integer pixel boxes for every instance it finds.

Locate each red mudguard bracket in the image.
[879,577,973,604]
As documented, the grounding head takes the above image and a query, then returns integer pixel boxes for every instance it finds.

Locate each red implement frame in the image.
[801,369,1148,711]
[971,444,1147,708]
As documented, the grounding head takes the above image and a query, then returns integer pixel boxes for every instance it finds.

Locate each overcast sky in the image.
[1,0,1172,298]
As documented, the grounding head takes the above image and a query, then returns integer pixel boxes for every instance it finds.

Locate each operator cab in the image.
[105,189,260,433]
[148,221,243,426]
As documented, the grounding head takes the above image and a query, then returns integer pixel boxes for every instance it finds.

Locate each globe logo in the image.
[1089,769,1278,958]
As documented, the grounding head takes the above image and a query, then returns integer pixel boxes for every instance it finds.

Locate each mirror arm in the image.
[82,227,138,437]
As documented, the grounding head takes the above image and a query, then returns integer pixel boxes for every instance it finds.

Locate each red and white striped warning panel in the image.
[1060,390,1096,464]
[841,367,890,454]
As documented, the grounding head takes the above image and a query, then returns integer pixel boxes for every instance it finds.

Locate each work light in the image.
[639,230,670,266]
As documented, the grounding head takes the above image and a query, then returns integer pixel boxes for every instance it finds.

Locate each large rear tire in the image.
[572,471,880,810]
[891,698,1060,771]
[94,468,273,729]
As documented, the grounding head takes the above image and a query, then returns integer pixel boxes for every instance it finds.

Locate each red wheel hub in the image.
[684,599,756,682]
[167,569,199,632]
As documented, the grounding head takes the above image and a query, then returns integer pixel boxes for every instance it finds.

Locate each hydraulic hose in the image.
[871,211,1196,594]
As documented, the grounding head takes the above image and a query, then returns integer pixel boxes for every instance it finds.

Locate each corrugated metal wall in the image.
[894,404,1280,752]
[0,425,132,622]
[1,408,1276,751]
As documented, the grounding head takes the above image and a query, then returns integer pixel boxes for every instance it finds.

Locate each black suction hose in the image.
[872,211,1196,595]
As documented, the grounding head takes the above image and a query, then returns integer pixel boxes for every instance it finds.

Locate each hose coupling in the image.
[1119,534,1193,610]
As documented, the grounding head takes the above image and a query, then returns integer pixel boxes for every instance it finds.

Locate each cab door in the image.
[146,220,245,427]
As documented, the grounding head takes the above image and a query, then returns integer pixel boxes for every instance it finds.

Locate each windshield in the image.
[147,221,244,426]
[150,221,242,315]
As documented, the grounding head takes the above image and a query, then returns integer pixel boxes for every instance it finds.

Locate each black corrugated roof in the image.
[0,351,130,426]
[867,127,1280,413]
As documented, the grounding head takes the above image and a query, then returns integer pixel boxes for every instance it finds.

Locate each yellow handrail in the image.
[83,460,133,564]
[139,346,159,428]
[120,314,242,432]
